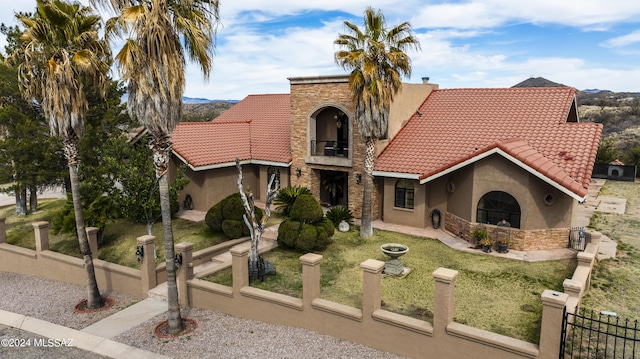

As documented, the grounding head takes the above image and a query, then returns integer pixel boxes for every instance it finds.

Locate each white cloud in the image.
[601,30,640,48]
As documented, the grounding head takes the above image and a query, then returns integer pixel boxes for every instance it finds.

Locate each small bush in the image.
[274,185,311,215]
[205,193,264,239]
[290,194,323,223]
[277,219,301,248]
[277,216,333,252]
[325,205,354,227]
[221,219,244,239]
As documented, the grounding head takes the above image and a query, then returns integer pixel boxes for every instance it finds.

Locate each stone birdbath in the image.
[380,243,409,276]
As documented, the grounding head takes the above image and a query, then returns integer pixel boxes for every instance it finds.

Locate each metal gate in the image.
[569,227,586,251]
[561,307,639,358]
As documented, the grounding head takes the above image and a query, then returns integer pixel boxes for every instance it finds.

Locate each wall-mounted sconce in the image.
[135,245,144,263]
[356,173,362,185]
[295,167,301,178]
[174,253,183,270]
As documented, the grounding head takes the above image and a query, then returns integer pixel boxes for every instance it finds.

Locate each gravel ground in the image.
[0,272,405,358]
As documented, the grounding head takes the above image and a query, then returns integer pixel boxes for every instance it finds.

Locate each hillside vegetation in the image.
[182,101,235,122]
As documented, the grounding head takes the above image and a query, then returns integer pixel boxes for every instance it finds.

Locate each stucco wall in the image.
[177,164,260,212]
[382,177,427,228]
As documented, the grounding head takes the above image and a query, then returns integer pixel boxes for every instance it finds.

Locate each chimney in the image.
[422,77,430,84]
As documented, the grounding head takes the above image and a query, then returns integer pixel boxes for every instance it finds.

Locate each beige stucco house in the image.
[170,75,602,251]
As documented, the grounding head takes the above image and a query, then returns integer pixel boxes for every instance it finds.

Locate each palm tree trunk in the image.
[67,141,103,309]
[360,138,376,238]
[152,137,183,334]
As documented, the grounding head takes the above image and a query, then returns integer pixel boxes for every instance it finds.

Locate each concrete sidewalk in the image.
[81,298,167,339]
[0,310,170,359]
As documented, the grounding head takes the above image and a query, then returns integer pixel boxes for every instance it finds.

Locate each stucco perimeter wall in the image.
[184,245,576,359]
[289,75,378,219]
[0,222,146,300]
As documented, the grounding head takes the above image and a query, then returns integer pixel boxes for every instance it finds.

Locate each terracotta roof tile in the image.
[376,87,603,198]
[172,94,291,168]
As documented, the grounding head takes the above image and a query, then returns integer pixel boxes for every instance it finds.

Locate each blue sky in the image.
[3,0,640,100]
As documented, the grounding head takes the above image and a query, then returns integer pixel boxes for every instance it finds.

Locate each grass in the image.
[582,180,640,321]
[205,228,576,344]
[0,199,247,268]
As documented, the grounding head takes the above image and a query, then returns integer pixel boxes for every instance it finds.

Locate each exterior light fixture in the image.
[174,253,183,270]
[356,173,362,185]
[296,167,302,177]
[135,245,144,263]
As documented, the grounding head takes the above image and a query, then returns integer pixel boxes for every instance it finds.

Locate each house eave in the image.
[371,171,421,180]
[418,148,587,202]
[173,151,290,171]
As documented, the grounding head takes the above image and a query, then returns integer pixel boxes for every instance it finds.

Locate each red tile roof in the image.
[375,87,603,199]
[172,94,291,168]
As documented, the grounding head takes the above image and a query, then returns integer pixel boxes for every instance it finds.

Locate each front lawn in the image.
[1,199,230,268]
[205,228,576,344]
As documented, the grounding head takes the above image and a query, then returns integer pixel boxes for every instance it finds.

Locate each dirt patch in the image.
[74,297,115,314]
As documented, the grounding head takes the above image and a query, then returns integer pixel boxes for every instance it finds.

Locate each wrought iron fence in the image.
[569,226,586,251]
[561,308,640,358]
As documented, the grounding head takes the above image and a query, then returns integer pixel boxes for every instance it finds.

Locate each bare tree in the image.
[235,158,279,263]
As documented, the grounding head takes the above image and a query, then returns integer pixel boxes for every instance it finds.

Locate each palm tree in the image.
[334,7,420,238]
[11,0,110,309]
[94,0,220,334]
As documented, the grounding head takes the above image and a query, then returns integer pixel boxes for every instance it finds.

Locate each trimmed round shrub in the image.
[221,220,243,239]
[296,224,319,252]
[205,193,264,239]
[277,219,301,248]
[277,216,334,252]
[289,194,323,223]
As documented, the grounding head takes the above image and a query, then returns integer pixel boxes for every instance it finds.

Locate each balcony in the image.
[307,140,352,167]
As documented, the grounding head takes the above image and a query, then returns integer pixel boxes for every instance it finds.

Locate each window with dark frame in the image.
[394,179,414,209]
[476,191,521,228]
[267,167,281,188]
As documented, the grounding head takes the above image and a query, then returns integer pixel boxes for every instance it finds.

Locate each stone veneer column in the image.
[86,227,99,260]
[32,221,49,252]
[538,290,568,359]
[300,253,323,308]
[175,242,194,307]
[137,235,157,296]
[0,217,6,244]
[433,267,458,335]
[361,259,385,319]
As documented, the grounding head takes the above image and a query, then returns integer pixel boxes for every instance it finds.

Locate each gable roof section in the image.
[172,94,291,169]
[374,87,603,199]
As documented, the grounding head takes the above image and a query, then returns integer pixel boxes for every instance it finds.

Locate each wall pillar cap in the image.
[360,259,385,273]
[300,253,323,266]
[176,242,194,252]
[541,289,568,308]
[31,221,49,229]
[577,251,595,263]
[562,279,582,292]
[433,267,458,283]
[230,244,250,256]
[86,227,99,234]
[137,235,156,245]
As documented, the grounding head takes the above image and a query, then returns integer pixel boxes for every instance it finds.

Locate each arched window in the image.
[267,167,281,188]
[394,179,414,209]
[476,191,521,228]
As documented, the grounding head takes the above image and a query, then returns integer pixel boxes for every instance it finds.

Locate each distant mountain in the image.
[582,89,611,94]
[512,77,567,88]
[121,94,239,104]
[183,97,239,104]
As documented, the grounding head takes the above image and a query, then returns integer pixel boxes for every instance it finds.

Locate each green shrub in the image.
[277,219,301,248]
[274,185,311,215]
[221,219,244,239]
[296,224,319,252]
[205,193,264,239]
[277,217,333,252]
[325,205,354,227]
[290,194,323,223]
